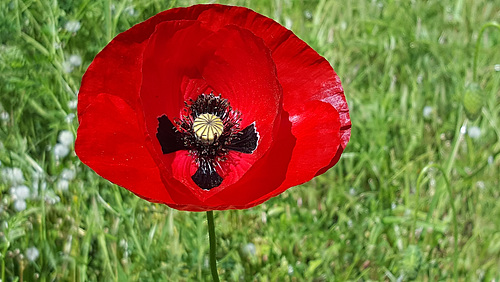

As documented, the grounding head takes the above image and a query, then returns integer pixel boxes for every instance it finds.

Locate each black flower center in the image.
[156,93,259,190]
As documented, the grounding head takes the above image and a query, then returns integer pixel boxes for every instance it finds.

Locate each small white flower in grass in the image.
[242,243,256,257]
[56,179,69,191]
[62,60,74,73]
[468,126,481,139]
[304,10,312,20]
[476,181,485,190]
[340,21,347,31]
[58,130,74,146]
[2,168,25,185]
[287,265,294,275]
[53,143,70,159]
[423,106,433,119]
[417,74,423,84]
[14,200,26,212]
[460,125,467,135]
[124,6,137,16]
[65,113,75,123]
[488,155,494,165]
[65,20,81,33]
[349,187,356,196]
[391,202,397,210]
[61,168,76,180]
[284,17,292,29]
[67,100,77,109]
[10,185,30,200]
[347,219,353,228]
[495,64,500,72]
[68,54,82,67]
[261,211,267,224]
[45,192,60,205]
[26,247,39,262]
[0,111,9,121]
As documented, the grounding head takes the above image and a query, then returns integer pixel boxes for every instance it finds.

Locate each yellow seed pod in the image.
[193,113,224,144]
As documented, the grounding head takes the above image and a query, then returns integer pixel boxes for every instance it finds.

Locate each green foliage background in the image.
[0,0,499,280]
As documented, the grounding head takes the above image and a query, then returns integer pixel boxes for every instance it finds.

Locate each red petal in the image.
[246,101,341,205]
[75,93,173,204]
[78,28,148,118]
[196,5,350,182]
[140,21,282,202]
[144,4,351,189]
[197,25,281,186]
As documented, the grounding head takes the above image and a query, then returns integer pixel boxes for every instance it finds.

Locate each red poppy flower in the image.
[76,4,351,211]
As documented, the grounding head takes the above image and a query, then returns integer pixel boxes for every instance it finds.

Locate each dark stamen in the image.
[224,123,259,154]
[157,115,188,154]
[191,158,223,190]
[156,93,259,190]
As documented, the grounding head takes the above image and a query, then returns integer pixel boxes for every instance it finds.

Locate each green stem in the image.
[206,211,220,282]
[472,22,500,81]
[445,118,467,176]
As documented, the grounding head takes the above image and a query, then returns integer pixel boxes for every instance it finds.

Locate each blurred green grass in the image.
[0,0,499,280]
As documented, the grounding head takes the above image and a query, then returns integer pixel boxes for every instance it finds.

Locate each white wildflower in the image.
[2,167,25,185]
[304,10,312,20]
[62,60,74,73]
[53,143,70,159]
[476,181,485,190]
[467,126,481,139]
[460,125,467,135]
[53,42,62,50]
[284,17,293,29]
[67,100,77,109]
[416,74,423,84]
[68,54,82,67]
[124,6,137,16]
[65,20,81,33]
[58,130,74,146]
[10,185,30,200]
[26,247,39,262]
[14,200,27,212]
[242,243,256,256]
[423,106,432,118]
[495,64,500,72]
[488,155,494,165]
[45,192,60,205]
[65,113,75,123]
[340,21,347,30]
[56,179,69,191]
[0,111,9,121]
[61,168,76,180]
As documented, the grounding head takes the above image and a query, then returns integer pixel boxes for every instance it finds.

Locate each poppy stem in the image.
[206,210,220,281]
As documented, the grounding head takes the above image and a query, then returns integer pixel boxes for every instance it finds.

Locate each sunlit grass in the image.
[1,0,499,280]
